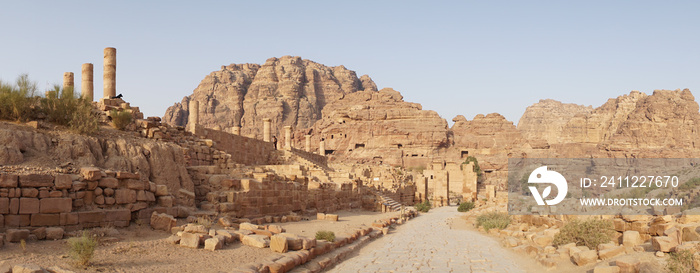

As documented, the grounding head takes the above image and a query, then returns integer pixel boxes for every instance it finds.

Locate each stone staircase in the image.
[372,189,403,212]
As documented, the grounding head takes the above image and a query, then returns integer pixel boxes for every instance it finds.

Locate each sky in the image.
[1,1,699,125]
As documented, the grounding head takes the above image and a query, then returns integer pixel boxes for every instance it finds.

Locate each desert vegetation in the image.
[552,219,615,249]
[0,74,99,134]
[475,212,510,231]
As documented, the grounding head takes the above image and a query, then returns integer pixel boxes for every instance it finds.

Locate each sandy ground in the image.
[0,209,399,273]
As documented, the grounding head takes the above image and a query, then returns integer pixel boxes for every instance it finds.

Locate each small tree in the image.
[110,109,132,130]
[68,231,97,267]
[463,156,482,179]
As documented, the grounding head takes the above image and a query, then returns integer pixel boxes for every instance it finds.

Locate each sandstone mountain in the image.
[518,89,700,157]
[163,56,377,139]
[295,88,449,167]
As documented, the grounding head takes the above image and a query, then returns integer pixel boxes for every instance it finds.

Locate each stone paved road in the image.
[327,206,532,273]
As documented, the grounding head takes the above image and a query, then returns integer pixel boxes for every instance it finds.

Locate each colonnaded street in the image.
[327,206,532,273]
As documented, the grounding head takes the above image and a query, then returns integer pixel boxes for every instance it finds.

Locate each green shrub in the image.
[476,212,510,231]
[414,199,431,212]
[463,156,482,178]
[457,201,475,212]
[552,219,615,249]
[667,249,697,273]
[40,85,99,135]
[110,109,132,130]
[0,74,38,121]
[68,231,97,267]
[679,178,700,192]
[315,230,335,242]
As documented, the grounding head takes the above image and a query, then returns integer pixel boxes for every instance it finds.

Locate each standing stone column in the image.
[81,63,94,101]
[263,118,271,142]
[103,47,116,98]
[284,126,292,150]
[188,100,199,133]
[319,139,325,155]
[63,72,74,91]
[305,135,311,152]
[232,125,241,135]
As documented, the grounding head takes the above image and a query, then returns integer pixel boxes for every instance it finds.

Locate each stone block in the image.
[21,188,38,198]
[681,224,700,242]
[19,198,40,214]
[593,265,621,273]
[116,171,139,179]
[0,174,18,187]
[46,227,64,240]
[180,232,201,248]
[0,197,8,214]
[98,177,119,188]
[31,213,60,226]
[279,233,304,250]
[60,213,79,226]
[622,230,642,247]
[126,179,146,190]
[317,213,325,220]
[615,256,640,273]
[216,230,236,244]
[6,229,30,242]
[18,174,53,187]
[155,185,169,196]
[150,211,176,231]
[80,167,102,181]
[267,224,285,234]
[652,236,678,252]
[31,227,46,240]
[9,198,19,214]
[598,245,625,260]
[78,211,105,224]
[54,174,72,189]
[39,198,72,213]
[572,249,597,266]
[271,234,288,253]
[11,264,44,273]
[241,179,261,191]
[158,196,174,207]
[301,237,316,250]
[532,234,554,247]
[105,209,131,222]
[115,189,137,204]
[204,237,223,251]
[242,234,270,248]
[325,214,338,221]
[240,222,260,231]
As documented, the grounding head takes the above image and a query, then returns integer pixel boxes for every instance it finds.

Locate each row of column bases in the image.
[62,47,117,101]
[187,102,325,155]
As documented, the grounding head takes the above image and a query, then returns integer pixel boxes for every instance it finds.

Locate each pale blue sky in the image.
[1,1,698,125]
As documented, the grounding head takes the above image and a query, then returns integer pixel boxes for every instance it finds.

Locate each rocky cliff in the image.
[518,89,700,157]
[163,56,377,139]
[296,88,449,167]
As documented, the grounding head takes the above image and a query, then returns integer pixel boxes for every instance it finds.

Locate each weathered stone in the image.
[622,230,642,247]
[115,189,137,204]
[242,234,270,248]
[0,174,18,188]
[271,234,289,253]
[598,245,625,260]
[45,227,64,240]
[180,232,201,248]
[158,196,174,207]
[572,249,598,266]
[652,236,678,252]
[594,265,621,273]
[240,222,260,231]
[184,224,208,234]
[98,177,119,188]
[19,198,39,214]
[204,237,223,251]
[325,214,339,221]
[267,224,285,234]
[532,234,554,247]
[615,256,640,273]
[6,229,30,242]
[316,213,325,220]
[80,167,102,181]
[39,198,72,213]
[155,185,169,196]
[216,230,236,244]
[11,264,45,273]
[54,174,73,190]
[18,174,53,187]
[150,212,176,231]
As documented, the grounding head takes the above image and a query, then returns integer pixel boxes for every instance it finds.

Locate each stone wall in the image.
[194,125,275,166]
[187,166,366,219]
[416,161,478,205]
[0,167,176,233]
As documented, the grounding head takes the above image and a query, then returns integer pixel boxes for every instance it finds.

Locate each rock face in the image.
[298,88,449,167]
[0,123,194,205]
[163,56,376,139]
[518,89,700,158]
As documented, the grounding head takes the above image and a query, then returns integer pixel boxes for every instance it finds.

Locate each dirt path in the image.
[326,206,545,273]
